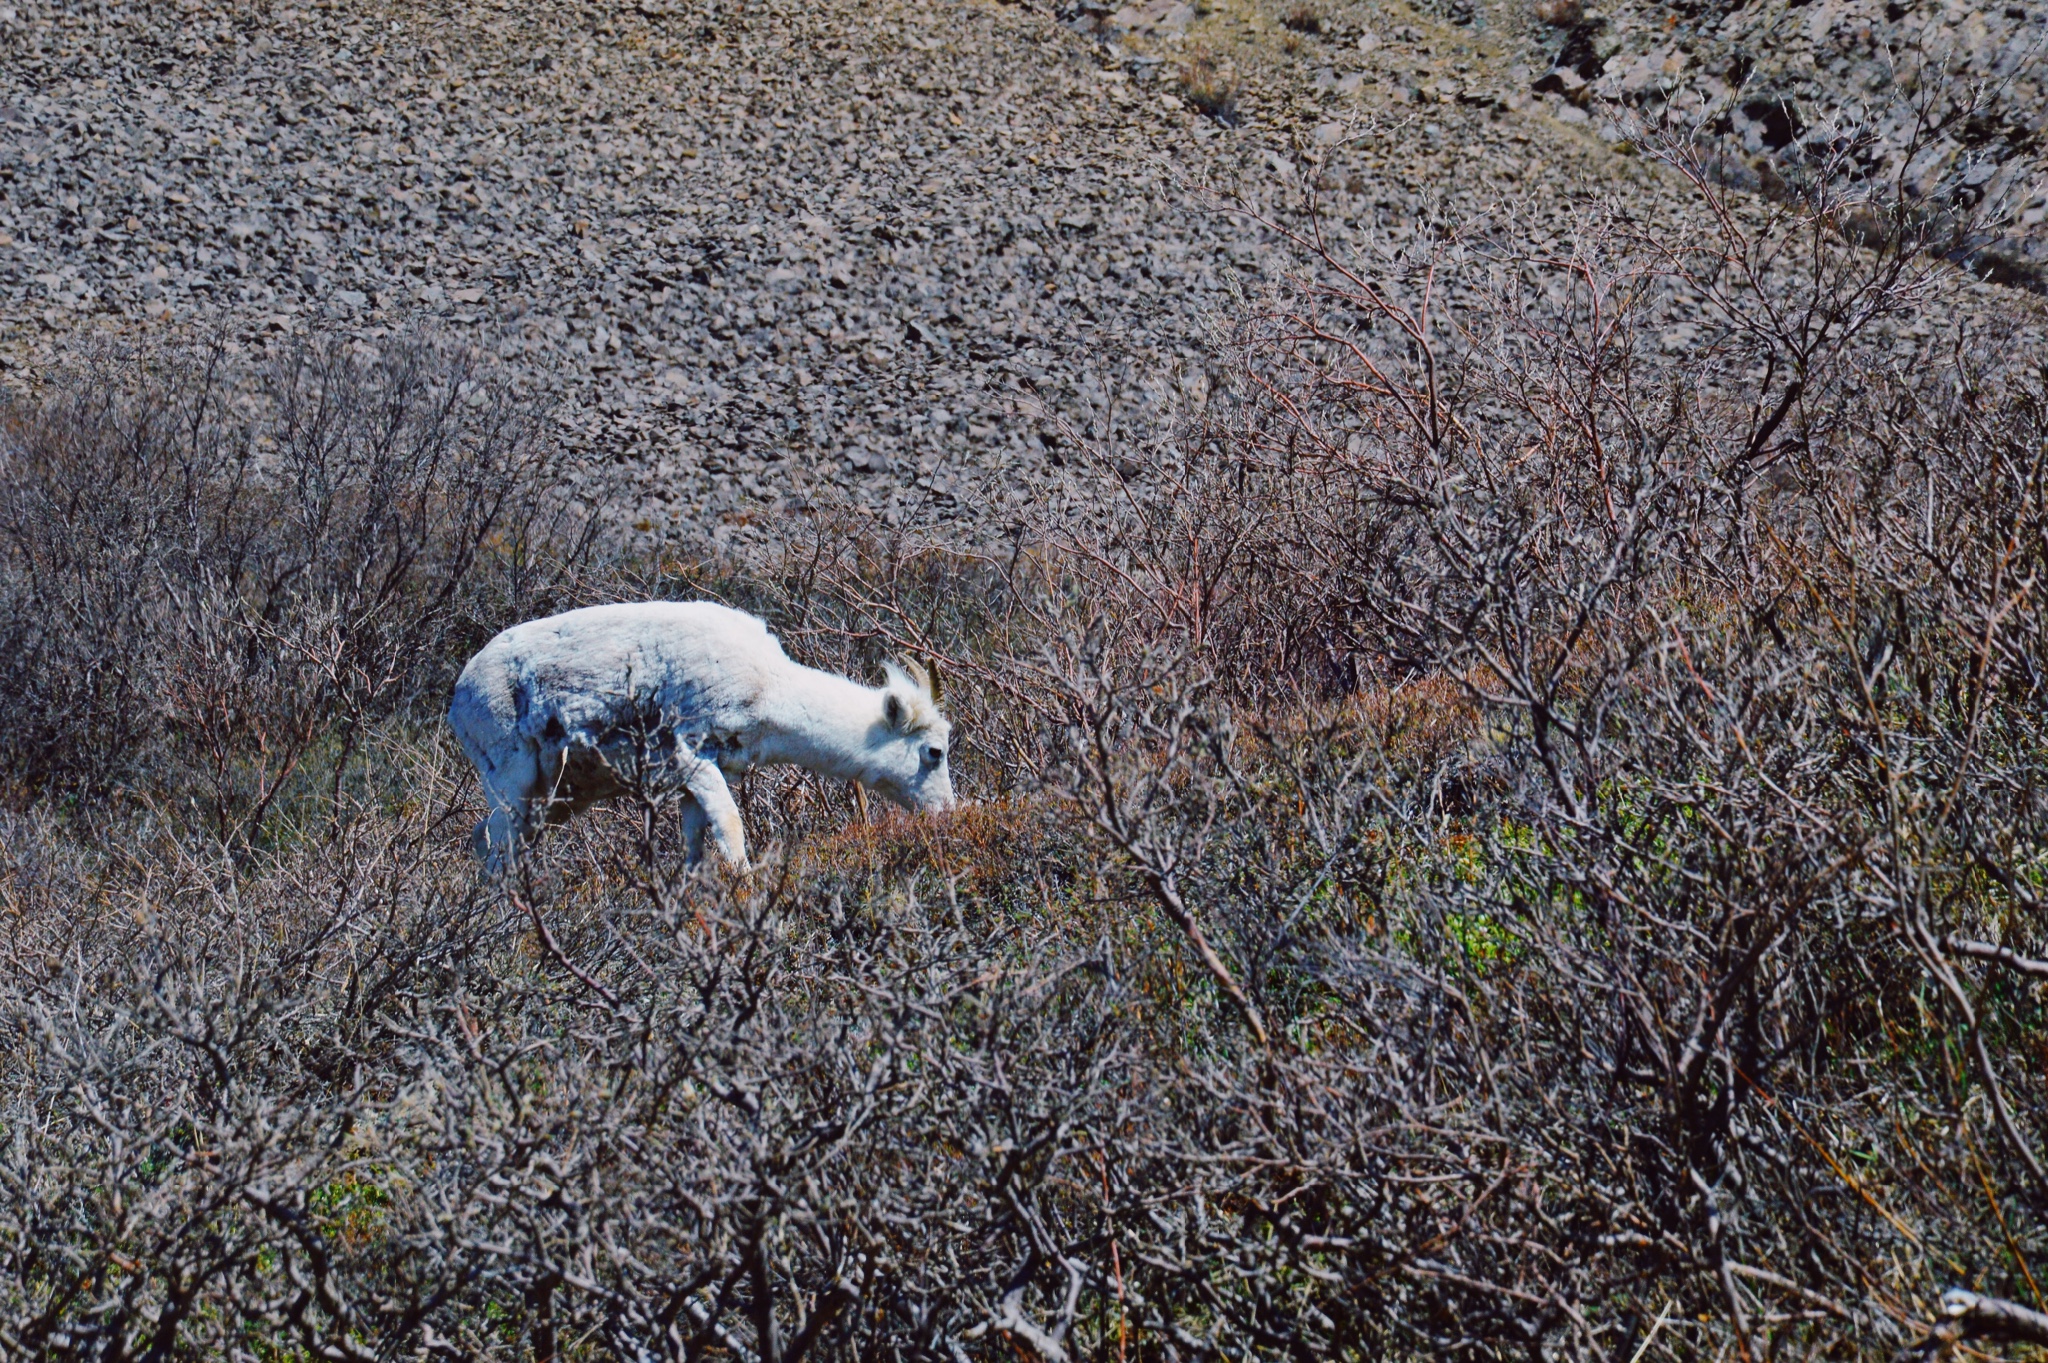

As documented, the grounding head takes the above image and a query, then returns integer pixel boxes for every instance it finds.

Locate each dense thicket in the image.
[2,154,2047,1361]
[0,338,597,837]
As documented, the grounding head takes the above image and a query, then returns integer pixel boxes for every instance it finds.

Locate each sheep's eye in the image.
[925,745,945,766]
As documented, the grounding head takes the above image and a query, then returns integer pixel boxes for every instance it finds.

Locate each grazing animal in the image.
[449,601,954,872]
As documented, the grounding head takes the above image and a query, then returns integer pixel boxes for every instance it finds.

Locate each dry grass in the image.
[1174,45,1240,123]
[791,794,1064,899]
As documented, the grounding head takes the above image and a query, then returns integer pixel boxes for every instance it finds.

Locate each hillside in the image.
[8,0,2035,543]
[5,0,2048,1359]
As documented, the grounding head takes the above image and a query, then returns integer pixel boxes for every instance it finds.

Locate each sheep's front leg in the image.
[680,757,748,872]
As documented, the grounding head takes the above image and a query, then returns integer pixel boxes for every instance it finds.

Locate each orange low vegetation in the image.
[795,793,1071,900]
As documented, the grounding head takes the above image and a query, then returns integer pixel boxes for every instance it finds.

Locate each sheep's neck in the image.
[752,665,883,783]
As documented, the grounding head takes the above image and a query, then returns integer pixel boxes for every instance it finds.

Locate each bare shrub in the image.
[1015,136,2048,1354]
[2,133,2046,1363]
[0,335,600,842]
[1174,47,1239,125]
[0,756,1447,1360]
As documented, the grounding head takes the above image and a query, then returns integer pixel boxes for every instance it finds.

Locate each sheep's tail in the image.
[449,662,526,774]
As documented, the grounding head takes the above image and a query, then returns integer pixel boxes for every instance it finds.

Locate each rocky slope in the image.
[0,0,2040,550]
[1483,0,2047,286]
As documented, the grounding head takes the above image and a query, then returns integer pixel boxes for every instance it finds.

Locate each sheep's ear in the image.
[883,692,907,730]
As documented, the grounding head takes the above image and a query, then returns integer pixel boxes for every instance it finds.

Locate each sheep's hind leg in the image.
[473,742,543,877]
[473,803,535,877]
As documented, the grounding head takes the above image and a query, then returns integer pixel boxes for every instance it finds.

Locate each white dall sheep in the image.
[448,601,954,871]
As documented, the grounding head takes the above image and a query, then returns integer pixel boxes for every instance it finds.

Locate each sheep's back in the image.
[451,601,784,750]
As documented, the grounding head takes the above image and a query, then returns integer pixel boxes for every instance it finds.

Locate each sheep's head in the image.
[868,657,955,812]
